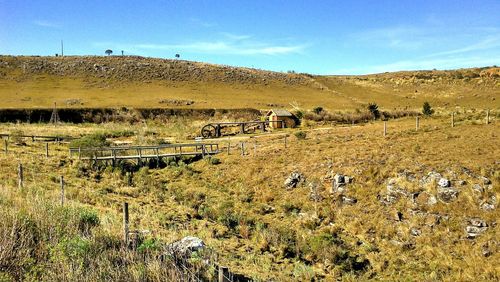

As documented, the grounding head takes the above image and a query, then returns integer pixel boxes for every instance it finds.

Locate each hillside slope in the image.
[0,56,498,110]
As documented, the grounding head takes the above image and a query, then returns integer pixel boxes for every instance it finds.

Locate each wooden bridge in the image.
[69,143,220,165]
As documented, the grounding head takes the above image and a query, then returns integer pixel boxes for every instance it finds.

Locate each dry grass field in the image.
[0,55,499,281]
[0,112,498,280]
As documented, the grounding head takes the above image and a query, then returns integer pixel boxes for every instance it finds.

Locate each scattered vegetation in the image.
[422,101,435,116]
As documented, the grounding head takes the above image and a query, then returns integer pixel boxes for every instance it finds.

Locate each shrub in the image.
[312,106,323,114]
[367,103,380,119]
[209,157,221,165]
[70,133,109,148]
[10,129,24,144]
[422,102,434,116]
[78,209,100,236]
[294,131,307,140]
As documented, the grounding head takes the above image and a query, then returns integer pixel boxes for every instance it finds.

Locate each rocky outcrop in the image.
[284,172,304,189]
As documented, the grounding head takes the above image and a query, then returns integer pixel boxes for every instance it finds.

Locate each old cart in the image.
[200,120,283,138]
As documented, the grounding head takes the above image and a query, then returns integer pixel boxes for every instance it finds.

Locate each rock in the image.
[394,211,404,221]
[397,169,416,181]
[331,174,348,193]
[410,228,422,236]
[466,218,488,239]
[472,184,484,193]
[420,171,442,185]
[378,194,398,205]
[437,187,459,203]
[456,180,467,186]
[284,172,304,189]
[437,178,451,188]
[413,191,437,206]
[481,196,497,211]
[480,176,491,185]
[341,195,357,205]
[164,236,205,258]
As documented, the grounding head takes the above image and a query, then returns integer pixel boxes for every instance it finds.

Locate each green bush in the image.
[367,103,380,119]
[70,133,109,148]
[78,209,100,236]
[209,157,221,165]
[312,106,324,114]
[422,102,434,116]
[294,131,307,140]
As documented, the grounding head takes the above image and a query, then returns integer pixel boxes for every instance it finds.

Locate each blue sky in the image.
[1,0,499,74]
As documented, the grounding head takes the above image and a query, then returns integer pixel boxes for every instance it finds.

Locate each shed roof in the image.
[267,109,293,117]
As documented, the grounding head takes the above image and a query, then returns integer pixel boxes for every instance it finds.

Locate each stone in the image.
[466,218,488,239]
[331,174,348,193]
[480,176,491,185]
[456,180,467,186]
[410,228,422,236]
[472,184,484,193]
[341,195,357,205]
[437,187,459,203]
[420,171,442,185]
[284,172,304,189]
[414,191,437,206]
[164,236,205,258]
[437,178,451,188]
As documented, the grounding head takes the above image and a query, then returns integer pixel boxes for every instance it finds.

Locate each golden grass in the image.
[0,114,498,280]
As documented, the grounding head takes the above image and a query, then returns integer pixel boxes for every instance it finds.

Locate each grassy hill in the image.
[0,56,498,111]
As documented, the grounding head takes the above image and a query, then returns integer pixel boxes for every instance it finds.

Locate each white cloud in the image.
[33,20,60,28]
[425,35,500,58]
[96,35,307,56]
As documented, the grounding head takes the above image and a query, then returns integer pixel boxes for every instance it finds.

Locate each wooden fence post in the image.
[240,142,245,156]
[18,164,23,189]
[123,203,129,246]
[486,109,490,124]
[451,112,455,127]
[60,176,65,206]
[415,116,419,131]
[284,135,288,148]
[4,139,7,154]
[383,121,387,137]
[45,143,49,158]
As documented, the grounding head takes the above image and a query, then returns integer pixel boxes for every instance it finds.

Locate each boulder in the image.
[331,174,352,193]
[437,178,451,188]
[472,184,484,193]
[437,187,459,203]
[164,236,205,258]
[420,171,442,185]
[410,228,422,236]
[284,172,304,189]
[466,219,488,239]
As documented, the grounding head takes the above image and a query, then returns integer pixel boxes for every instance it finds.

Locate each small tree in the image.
[422,102,434,116]
[367,103,380,119]
[175,54,180,59]
[105,49,113,56]
[313,106,323,114]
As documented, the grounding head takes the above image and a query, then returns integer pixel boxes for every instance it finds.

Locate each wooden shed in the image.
[266,109,297,129]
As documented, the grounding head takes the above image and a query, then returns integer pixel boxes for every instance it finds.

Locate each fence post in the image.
[253,141,257,155]
[451,112,455,127]
[240,142,245,156]
[383,121,387,137]
[18,164,23,189]
[46,143,49,158]
[60,176,65,206]
[415,116,419,131]
[4,139,7,154]
[123,202,129,247]
[486,109,490,124]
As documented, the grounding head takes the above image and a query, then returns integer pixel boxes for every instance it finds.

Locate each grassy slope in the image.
[0,56,498,111]
[0,115,498,280]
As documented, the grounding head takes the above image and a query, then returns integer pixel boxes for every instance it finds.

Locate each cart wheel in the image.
[201,124,217,138]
